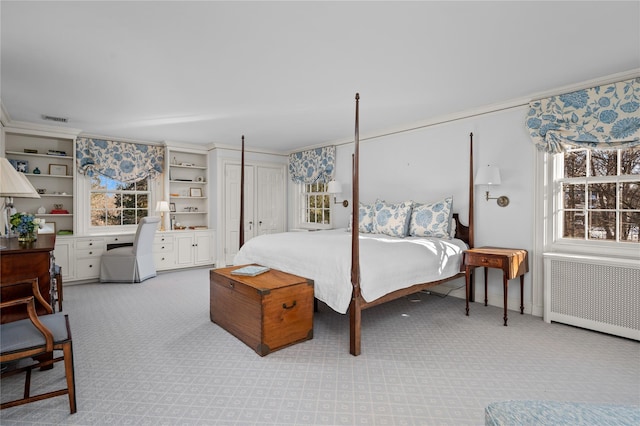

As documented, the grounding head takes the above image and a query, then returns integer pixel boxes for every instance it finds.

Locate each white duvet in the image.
[233,229,468,314]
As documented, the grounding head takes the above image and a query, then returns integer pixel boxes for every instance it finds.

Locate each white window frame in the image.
[294,182,333,230]
[545,147,639,259]
[76,173,160,235]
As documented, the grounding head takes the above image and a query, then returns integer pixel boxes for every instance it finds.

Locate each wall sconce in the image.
[327,180,349,208]
[156,200,171,231]
[475,165,509,207]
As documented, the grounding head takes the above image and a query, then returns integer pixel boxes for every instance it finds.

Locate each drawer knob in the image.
[229,282,234,289]
[283,300,297,310]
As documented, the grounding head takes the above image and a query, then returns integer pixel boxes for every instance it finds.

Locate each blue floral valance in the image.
[525,77,640,154]
[288,146,336,184]
[76,138,165,182]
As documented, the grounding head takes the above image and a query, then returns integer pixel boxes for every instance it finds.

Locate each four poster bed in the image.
[235,94,475,355]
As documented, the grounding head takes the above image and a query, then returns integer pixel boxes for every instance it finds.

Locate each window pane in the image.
[136,179,148,191]
[564,150,586,178]
[621,146,640,175]
[620,212,639,243]
[122,209,136,225]
[107,210,121,225]
[588,183,616,209]
[136,209,148,223]
[590,150,617,177]
[91,210,107,227]
[122,194,135,207]
[137,194,148,208]
[621,183,639,210]
[563,183,585,209]
[588,211,616,241]
[563,211,585,239]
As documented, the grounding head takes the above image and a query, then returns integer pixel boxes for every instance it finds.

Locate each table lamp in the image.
[156,200,171,231]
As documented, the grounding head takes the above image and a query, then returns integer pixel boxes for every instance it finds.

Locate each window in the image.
[90,175,150,227]
[298,182,332,229]
[556,146,639,244]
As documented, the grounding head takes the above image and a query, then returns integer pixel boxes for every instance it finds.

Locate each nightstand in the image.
[463,246,529,326]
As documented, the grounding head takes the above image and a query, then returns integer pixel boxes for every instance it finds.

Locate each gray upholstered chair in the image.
[0,278,76,413]
[99,216,160,283]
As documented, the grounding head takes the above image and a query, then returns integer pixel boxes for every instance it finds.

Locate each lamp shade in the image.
[156,201,171,212]
[0,157,41,198]
[327,180,342,194]
[475,165,501,186]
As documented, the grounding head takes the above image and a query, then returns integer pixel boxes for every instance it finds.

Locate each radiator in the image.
[543,253,640,341]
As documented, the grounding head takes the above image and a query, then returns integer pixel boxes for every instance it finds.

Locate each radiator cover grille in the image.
[545,255,639,340]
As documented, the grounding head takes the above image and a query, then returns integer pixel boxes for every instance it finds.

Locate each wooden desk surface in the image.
[0,233,56,253]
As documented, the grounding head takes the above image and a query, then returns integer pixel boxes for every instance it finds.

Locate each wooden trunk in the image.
[210,265,314,356]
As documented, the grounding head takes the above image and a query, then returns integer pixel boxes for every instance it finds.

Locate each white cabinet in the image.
[167,148,208,230]
[75,237,106,280]
[153,232,176,271]
[174,230,215,268]
[53,237,74,281]
[55,233,135,282]
[223,162,285,265]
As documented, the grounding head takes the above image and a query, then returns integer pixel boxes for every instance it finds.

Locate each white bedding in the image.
[233,229,468,314]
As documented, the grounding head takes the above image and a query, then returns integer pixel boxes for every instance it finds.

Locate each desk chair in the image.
[99,216,160,283]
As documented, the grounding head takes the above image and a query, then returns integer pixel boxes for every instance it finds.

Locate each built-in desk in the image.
[0,234,56,323]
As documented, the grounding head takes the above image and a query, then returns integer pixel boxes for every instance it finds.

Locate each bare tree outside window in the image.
[300,182,332,228]
[560,147,639,243]
[90,176,150,227]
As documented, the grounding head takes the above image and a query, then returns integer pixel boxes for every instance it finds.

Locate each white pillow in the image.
[373,200,413,237]
[409,197,452,238]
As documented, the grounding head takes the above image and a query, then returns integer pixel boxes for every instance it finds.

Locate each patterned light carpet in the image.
[1,267,639,425]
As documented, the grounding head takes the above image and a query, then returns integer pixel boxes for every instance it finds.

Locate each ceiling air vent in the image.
[41,114,68,123]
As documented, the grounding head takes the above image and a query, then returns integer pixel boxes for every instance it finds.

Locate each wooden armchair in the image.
[0,278,76,414]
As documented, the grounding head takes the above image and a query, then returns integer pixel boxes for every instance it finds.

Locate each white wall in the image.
[319,105,539,316]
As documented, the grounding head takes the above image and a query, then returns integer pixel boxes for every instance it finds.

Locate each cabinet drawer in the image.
[76,238,105,250]
[466,253,505,269]
[76,258,100,278]
[154,234,174,244]
[153,252,175,270]
[153,242,173,253]
[76,247,104,258]
[105,235,134,245]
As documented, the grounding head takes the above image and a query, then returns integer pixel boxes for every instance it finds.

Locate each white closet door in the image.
[256,166,285,236]
[224,163,255,265]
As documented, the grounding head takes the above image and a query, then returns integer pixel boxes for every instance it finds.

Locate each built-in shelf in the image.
[167,148,209,230]
[4,131,76,234]
[5,151,73,160]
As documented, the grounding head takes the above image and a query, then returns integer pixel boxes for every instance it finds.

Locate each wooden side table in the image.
[463,246,529,326]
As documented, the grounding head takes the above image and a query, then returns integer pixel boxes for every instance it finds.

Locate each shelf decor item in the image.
[10,212,38,242]
[190,187,203,197]
[49,164,68,176]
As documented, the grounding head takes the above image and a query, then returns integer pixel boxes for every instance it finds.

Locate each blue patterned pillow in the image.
[409,197,452,238]
[358,202,375,233]
[373,200,413,237]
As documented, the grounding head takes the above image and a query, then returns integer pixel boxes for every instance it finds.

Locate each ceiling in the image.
[2,1,639,153]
